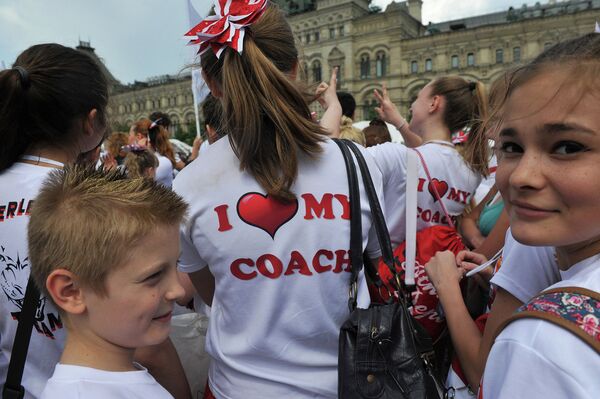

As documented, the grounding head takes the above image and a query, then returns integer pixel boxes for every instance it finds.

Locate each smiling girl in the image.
[480,33,600,398]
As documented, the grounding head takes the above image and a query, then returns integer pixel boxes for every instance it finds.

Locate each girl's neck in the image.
[555,236,600,271]
[22,145,76,167]
[419,121,452,143]
[61,328,136,372]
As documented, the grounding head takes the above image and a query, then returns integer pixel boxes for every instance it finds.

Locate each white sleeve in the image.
[177,218,209,273]
[366,142,409,247]
[481,324,596,399]
[491,229,560,302]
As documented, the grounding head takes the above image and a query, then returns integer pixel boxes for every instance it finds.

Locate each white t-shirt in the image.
[155,153,174,188]
[473,154,497,204]
[0,162,66,398]
[481,254,600,399]
[41,363,172,399]
[174,138,382,399]
[491,229,560,303]
[367,141,482,247]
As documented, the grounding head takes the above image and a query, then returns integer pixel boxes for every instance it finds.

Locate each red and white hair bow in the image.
[186,0,268,58]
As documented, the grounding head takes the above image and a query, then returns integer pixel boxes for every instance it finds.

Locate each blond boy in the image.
[28,165,188,399]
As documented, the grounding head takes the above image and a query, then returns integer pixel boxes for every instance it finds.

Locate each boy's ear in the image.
[46,269,86,315]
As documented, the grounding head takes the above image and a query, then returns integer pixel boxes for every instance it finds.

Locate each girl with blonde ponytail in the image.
[175,2,383,398]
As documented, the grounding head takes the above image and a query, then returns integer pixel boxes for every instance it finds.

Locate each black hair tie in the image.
[468,81,477,92]
[13,66,30,89]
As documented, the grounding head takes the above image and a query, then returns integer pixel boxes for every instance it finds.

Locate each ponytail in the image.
[202,4,326,201]
[430,76,489,176]
[0,44,108,173]
[0,69,29,171]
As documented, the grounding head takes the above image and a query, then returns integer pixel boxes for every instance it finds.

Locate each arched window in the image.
[360,54,370,79]
[496,49,504,64]
[376,52,386,77]
[312,61,322,82]
[467,53,475,66]
[513,47,521,63]
[451,55,459,69]
[425,58,432,72]
[410,60,418,74]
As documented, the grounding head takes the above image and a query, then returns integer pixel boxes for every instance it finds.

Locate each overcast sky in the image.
[0,0,537,83]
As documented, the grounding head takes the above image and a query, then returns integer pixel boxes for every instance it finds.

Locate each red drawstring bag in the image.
[374,149,467,340]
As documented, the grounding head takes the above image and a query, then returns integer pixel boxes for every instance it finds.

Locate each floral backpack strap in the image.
[494,286,600,354]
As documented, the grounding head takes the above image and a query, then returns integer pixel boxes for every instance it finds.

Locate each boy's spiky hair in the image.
[28,164,188,297]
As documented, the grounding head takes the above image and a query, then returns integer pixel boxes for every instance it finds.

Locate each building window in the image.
[314,31,320,42]
[411,60,418,74]
[339,26,344,36]
[312,60,322,82]
[451,55,459,69]
[513,47,521,63]
[496,49,504,64]
[425,58,432,71]
[329,28,335,39]
[376,52,386,77]
[467,53,475,66]
[305,34,310,44]
[360,54,370,79]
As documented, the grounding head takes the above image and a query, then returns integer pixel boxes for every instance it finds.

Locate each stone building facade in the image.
[106,0,600,130]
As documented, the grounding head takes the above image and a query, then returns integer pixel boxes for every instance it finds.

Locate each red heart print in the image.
[237,192,298,239]
[427,179,449,202]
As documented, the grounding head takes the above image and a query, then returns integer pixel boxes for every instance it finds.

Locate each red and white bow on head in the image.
[185,0,268,58]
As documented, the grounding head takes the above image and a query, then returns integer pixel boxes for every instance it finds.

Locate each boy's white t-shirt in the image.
[0,162,66,399]
[154,153,174,188]
[174,138,382,399]
[41,363,172,399]
[481,254,600,399]
[491,229,560,303]
[367,141,482,247]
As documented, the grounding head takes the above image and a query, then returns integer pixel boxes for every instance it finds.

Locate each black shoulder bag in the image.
[333,139,448,399]
[2,277,40,399]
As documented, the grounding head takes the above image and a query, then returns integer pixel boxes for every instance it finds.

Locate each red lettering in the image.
[312,249,334,273]
[417,178,426,192]
[214,205,233,232]
[333,250,351,273]
[6,202,17,219]
[302,193,335,220]
[421,209,431,222]
[17,199,26,216]
[230,258,257,280]
[460,191,470,204]
[0,205,5,222]
[431,211,440,223]
[256,254,283,279]
[25,200,34,215]
[333,194,350,220]
[447,188,461,204]
[284,251,313,276]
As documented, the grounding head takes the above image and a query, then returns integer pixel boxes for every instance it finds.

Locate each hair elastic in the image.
[13,66,30,89]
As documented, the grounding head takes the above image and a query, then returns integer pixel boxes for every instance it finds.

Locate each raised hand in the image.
[373,83,406,129]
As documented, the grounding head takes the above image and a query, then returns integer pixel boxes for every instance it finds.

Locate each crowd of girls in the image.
[0,1,598,398]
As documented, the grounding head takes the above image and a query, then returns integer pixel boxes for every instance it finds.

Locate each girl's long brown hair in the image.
[201,4,327,201]
[429,76,489,176]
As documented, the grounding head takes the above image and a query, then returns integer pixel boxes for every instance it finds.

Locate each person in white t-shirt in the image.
[478,33,600,398]
[0,43,110,398]
[130,118,178,188]
[28,166,188,399]
[367,77,489,247]
[177,4,385,398]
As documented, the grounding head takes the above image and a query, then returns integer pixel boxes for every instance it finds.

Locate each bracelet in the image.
[396,118,406,130]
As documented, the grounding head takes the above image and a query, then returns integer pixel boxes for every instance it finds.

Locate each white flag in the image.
[192,68,211,105]
[595,21,600,33]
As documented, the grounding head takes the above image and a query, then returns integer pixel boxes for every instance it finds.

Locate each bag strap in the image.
[333,139,363,311]
[413,149,455,230]
[494,286,600,354]
[2,277,40,399]
[405,150,419,286]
